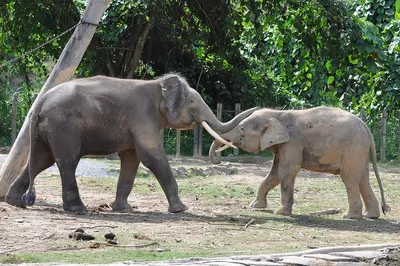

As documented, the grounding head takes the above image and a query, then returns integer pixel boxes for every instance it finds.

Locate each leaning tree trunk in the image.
[0,0,112,198]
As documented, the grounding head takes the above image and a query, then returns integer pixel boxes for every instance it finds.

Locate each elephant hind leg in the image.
[48,133,85,213]
[340,159,363,219]
[6,141,55,208]
[360,164,380,219]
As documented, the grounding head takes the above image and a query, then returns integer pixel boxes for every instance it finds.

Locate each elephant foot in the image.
[274,206,292,216]
[250,199,267,209]
[63,199,87,213]
[342,210,362,219]
[5,193,26,208]
[5,181,29,208]
[363,210,380,219]
[168,201,188,213]
[111,201,135,213]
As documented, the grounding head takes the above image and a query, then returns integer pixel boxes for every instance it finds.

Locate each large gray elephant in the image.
[209,107,390,219]
[6,74,257,213]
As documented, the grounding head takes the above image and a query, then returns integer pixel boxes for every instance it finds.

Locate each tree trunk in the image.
[126,21,152,79]
[0,0,112,198]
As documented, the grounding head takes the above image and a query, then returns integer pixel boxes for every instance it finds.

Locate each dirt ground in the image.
[0,153,399,263]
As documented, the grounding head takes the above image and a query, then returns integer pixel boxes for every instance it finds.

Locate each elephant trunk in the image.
[209,129,238,164]
[209,140,223,164]
[199,107,258,134]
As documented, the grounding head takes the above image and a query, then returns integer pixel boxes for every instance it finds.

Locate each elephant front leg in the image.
[274,164,300,216]
[135,140,187,213]
[111,149,140,213]
[250,159,280,209]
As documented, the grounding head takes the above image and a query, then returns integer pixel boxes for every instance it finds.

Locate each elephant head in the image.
[209,109,290,163]
[158,74,258,146]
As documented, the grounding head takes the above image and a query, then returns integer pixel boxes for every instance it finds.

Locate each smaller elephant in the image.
[209,107,390,219]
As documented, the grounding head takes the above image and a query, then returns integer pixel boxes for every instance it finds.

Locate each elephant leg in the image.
[111,149,140,213]
[48,133,85,212]
[6,142,55,208]
[340,160,363,219]
[134,134,187,213]
[57,158,85,212]
[250,158,280,209]
[359,162,380,219]
[274,148,302,216]
[275,165,300,216]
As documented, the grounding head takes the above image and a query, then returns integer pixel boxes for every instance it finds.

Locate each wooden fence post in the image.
[193,126,199,157]
[381,109,387,162]
[11,92,19,145]
[176,129,181,157]
[198,126,203,157]
[360,109,366,122]
[234,103,241,156]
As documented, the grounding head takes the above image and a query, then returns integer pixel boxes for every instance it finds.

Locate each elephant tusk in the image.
[201,121,237,149]
[215,144,231,153]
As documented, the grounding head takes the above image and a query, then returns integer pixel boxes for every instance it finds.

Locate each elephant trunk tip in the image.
[210,157,221,165]
[22,188,36,206]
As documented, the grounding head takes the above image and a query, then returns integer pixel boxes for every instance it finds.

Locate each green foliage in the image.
[367,112,399,161]
[0,0,399,159]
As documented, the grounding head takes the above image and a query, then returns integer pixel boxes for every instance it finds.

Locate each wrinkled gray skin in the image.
[210,107,390,219]
[5,74,257,213]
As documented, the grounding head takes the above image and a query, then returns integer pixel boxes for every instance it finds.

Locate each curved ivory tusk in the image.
[215,144,231,153]
[201,121,237,149]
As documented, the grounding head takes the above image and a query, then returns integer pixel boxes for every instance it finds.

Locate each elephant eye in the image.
[189,100,194,103]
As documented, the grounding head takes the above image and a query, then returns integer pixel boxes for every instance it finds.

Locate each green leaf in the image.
[327,76,335,85]
[325,60,332,71]
[356,18,383,46]
[388,37,400,54]
[348,55,359,65]
[396,0,400,19]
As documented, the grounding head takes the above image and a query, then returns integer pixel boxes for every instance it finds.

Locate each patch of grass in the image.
[78,174,164,195]
[0,255,26,264]
[379,160,400,167]
[1,249,213,264]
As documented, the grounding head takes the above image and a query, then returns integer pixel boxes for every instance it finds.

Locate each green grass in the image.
[0,249,213,264]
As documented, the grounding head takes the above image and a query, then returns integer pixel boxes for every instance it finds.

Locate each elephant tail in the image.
[21,108,41,206]
[368,127,390,215]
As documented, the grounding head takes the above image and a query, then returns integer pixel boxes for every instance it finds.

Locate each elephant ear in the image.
[260,118,290,150]
[161,75,186,120]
